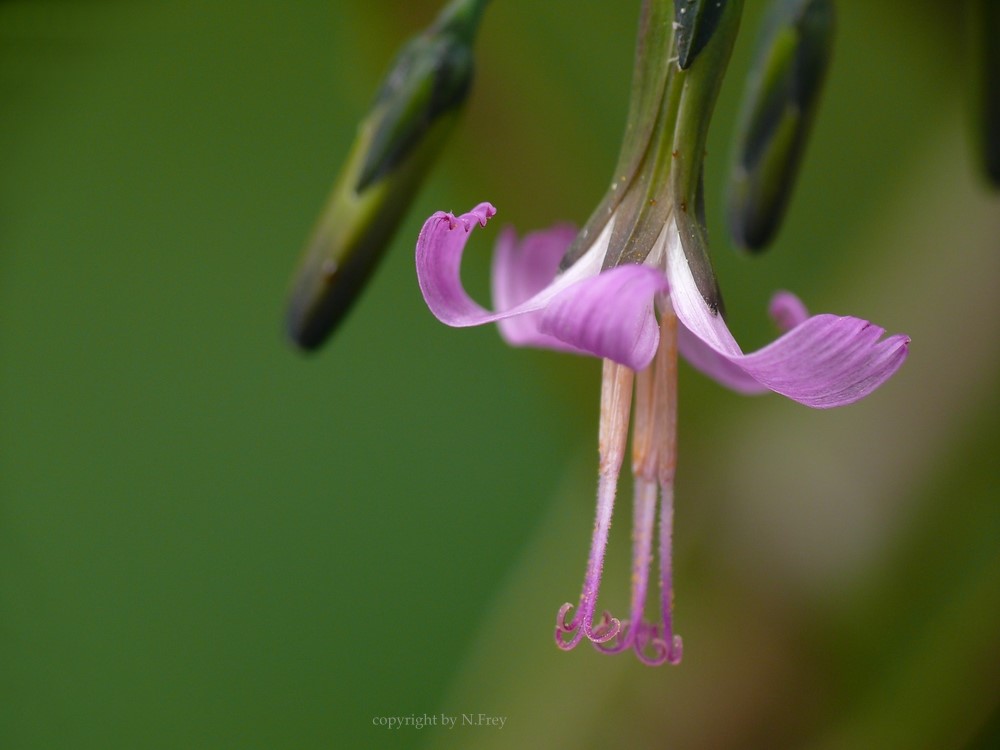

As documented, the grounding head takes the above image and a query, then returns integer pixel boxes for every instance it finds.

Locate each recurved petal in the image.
[768,290,810,332]
[491,223,585,353]
[416,203,608,334]
[492,223,577,310]
[418,202,628,361]
[733,315,910,408]
[666,218,909,407]
[675,290,813,394]
[677,324,769,394]
[540,264,670,371]
[415,202,504,326]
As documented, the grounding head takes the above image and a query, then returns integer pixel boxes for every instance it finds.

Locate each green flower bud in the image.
[286,0,488,351]
[674,0,735,71]
[727,0,834,252]
[970,0,1000,187]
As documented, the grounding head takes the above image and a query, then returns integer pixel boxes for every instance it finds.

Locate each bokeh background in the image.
[2,1,998,748]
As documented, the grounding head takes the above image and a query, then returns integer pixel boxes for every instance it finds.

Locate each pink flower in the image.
[415,202,909,664]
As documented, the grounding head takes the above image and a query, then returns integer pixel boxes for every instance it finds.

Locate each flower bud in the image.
[286,0,488,351]
[970,0,1000,187]
[727,0,834,252]
[674,0,737,70]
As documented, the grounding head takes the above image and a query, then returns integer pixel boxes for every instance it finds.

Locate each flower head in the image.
[415,202,909,664]
[413,0,908,665]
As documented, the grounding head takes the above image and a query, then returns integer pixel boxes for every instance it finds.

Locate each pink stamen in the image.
[554,360,633,651]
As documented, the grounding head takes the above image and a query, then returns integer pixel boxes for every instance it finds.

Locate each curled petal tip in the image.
[457,202,496,230]
[436,202,495,232]
[473,201,497,224]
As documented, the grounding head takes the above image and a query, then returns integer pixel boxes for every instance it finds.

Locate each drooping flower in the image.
[415,202,909,664]
[413,0,909,665]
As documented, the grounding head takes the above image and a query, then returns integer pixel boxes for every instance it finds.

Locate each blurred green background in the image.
[1,1,998,748]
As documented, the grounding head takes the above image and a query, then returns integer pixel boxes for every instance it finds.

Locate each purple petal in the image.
[540,265,669,371]
[417,205,666,367]
[492,223,576,310]
[415,202,505,327]
[769,291,809,332]
[677,324,769,394]
[676,288,812,393]
[734,316,910,407]
[665,219,910,408]
[416,204,606,346]
[490,223,585,353]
